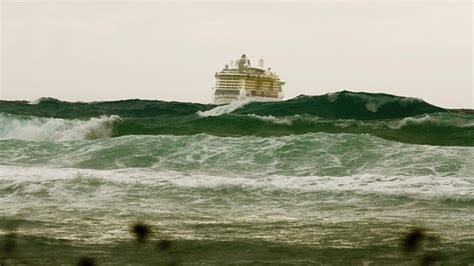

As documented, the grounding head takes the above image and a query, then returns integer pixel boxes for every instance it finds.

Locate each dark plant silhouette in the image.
[402,228,425,252]
[130,222,151,243]
[77,256,96,266]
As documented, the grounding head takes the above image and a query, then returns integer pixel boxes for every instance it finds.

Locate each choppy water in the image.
[0,91,473,265]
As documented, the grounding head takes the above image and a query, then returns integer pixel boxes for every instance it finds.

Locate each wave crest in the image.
[197,100,252,117]
[0,113,121,141]
[235,91,444,119]
[28,97,63,105]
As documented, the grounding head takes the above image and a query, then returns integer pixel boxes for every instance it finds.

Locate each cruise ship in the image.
[212,54,285,105]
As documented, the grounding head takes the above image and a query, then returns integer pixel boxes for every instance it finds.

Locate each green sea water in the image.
[0,91,473,265]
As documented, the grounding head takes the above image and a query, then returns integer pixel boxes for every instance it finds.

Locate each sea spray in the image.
[0,113,121,141]
[197,99,252,117]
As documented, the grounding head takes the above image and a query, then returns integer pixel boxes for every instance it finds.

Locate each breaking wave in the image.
[0,113,121,141]
[197,99,252,117]
[233,91,445,119]
[0,91,472,146]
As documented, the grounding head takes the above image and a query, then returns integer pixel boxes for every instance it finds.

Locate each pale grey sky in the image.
[1,1,472,108]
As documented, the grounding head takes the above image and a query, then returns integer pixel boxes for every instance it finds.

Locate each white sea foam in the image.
[0,113,121,141]
[169,173,474,200]
[361,94,419,113]
[365,102,380,112]
[1,131,471,177]
[1,164,473,244]
[327,91,340,102]
[0,165,472,204]
[197,100,252,117]
[247,114,296,125]
[388,113,474,129]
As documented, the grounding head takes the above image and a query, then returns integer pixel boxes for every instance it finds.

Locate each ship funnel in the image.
[258,58,264,68]
[237,54,251,70]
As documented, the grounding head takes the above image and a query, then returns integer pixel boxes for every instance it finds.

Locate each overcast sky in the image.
[1,1,472,108]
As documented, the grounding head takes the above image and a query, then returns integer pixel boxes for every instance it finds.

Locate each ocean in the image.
[0,91,473,265]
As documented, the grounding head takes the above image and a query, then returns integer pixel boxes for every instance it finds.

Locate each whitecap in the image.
[196,100,252,117]
[0,113,121,141]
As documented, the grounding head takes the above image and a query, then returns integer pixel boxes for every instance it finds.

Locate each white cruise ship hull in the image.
[212,54,285,105]
[213,91,283,105]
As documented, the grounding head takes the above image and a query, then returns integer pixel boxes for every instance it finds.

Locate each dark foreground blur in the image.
[1,223,473,265]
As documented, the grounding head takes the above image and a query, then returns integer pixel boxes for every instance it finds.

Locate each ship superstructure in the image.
[212,54,285,105]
